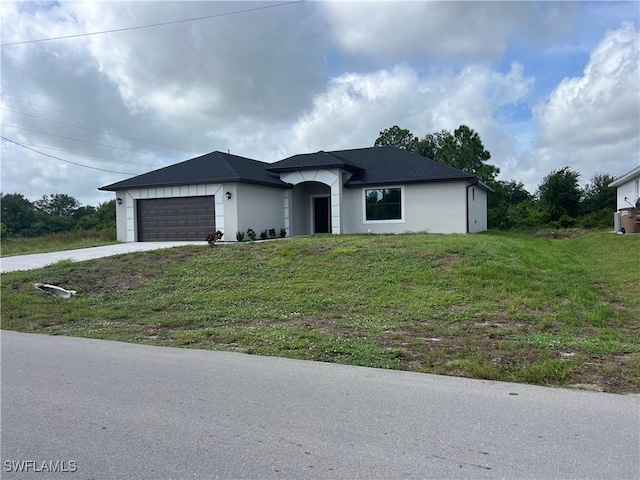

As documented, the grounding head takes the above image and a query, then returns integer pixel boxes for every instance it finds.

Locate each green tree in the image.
[415,129,451,159]
[0,193,36,236]
[34,193,80,217]
[375,124,499,183]
[79,200,116,231]
[487,180,532,229]
[507,199,547,228]
[73,205,97,220]
[0,193,36,235]
[30,213,76,235]
[434,125,499,183]
[577,172,616,229]
[581,172,616,214]
[374,125,418,150]
[537,167,582,223]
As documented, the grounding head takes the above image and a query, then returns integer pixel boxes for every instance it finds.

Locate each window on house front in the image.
[365,188,402,221]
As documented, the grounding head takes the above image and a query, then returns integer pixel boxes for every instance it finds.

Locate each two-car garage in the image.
[136,196,215,241]
[100,151,292,243]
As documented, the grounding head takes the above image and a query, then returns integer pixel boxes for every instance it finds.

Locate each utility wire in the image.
[1,107,197,153]
[1,1,303,47]
[1,124,187,161]
[21,143,158,167]
[1,135,138,175]
[10,101,174,143]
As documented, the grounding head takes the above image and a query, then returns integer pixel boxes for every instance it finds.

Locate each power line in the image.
[1,135,138,175]
[10,101,192,148]
[1,107,198,153]
[1,1,304,47]
[1,123,187,160]
[21,143,158,167]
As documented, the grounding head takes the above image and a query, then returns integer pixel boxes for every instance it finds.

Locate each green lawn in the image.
[2,231,638,393]
[1,230,117,257]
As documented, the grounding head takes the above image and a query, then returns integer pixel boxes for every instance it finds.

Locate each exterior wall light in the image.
[117,198,123,205]
[225,191,232,200]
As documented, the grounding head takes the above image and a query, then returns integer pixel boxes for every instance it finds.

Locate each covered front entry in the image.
[280,169,342,237]
[285,181,337,236]
[137,196,215,241]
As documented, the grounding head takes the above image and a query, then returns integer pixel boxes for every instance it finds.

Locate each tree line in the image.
[374,125,616,229]
[1,193,116,238]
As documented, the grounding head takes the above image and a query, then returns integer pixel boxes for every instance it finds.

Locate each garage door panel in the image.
[137,196,215,241]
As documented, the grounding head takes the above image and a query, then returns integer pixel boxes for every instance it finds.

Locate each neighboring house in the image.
[609,165,640,233]
[99,146,490,242]
[609,165,640,210]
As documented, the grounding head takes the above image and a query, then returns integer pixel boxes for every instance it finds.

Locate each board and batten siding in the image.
[114,184,225,242]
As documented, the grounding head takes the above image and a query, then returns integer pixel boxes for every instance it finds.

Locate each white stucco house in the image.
[609,165,640,210]
[99,146,490,242]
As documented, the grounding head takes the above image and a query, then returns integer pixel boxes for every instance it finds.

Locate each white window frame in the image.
[362,185,405,224]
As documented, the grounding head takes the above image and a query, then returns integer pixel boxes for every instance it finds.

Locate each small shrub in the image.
[236,231,245,242]
[268,228,276,239]
[279,227,287,238]
[259,229,268,240]
[246,228,256,241]
[205,230,223,246]
[51,258,75,267]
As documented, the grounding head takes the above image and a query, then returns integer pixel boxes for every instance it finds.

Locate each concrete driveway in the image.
[0,241,207,273]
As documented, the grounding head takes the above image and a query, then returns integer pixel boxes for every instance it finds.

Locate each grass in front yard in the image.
[2,232,638,392]
[1,230,117,257]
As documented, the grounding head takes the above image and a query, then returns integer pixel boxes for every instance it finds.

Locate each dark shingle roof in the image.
[266,151,363,173]
[100,146,484,192]
[269,146,476,187]
[100,151,289,191]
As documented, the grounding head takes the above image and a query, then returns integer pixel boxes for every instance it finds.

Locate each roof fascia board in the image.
[609,165,640,187]
[99,177,290,191]
[266,163,362,173]
[345,177,477,188]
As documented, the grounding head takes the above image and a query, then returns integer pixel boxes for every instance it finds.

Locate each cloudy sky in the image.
[1,0,639,207]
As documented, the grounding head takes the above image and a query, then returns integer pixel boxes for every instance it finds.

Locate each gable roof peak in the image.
[99,150,288,191]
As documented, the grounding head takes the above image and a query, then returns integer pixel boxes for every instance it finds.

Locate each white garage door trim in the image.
[122,184,225,242]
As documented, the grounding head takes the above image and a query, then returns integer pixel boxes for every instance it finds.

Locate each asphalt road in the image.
[2,331,638,480]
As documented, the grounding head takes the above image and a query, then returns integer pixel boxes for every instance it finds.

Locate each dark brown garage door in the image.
[137,196,215,241]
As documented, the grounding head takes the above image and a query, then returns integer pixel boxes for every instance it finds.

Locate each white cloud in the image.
[319,1,576,63]
[74,1,327,124]
[276,62,533,165]
[522,22,640,189]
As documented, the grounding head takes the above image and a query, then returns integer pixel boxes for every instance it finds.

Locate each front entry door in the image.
[313,196,331,234]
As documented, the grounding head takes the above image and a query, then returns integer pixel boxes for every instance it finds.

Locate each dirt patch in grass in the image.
[533,228,593,239]
[567,353,640,393]
[32,246,204,295]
